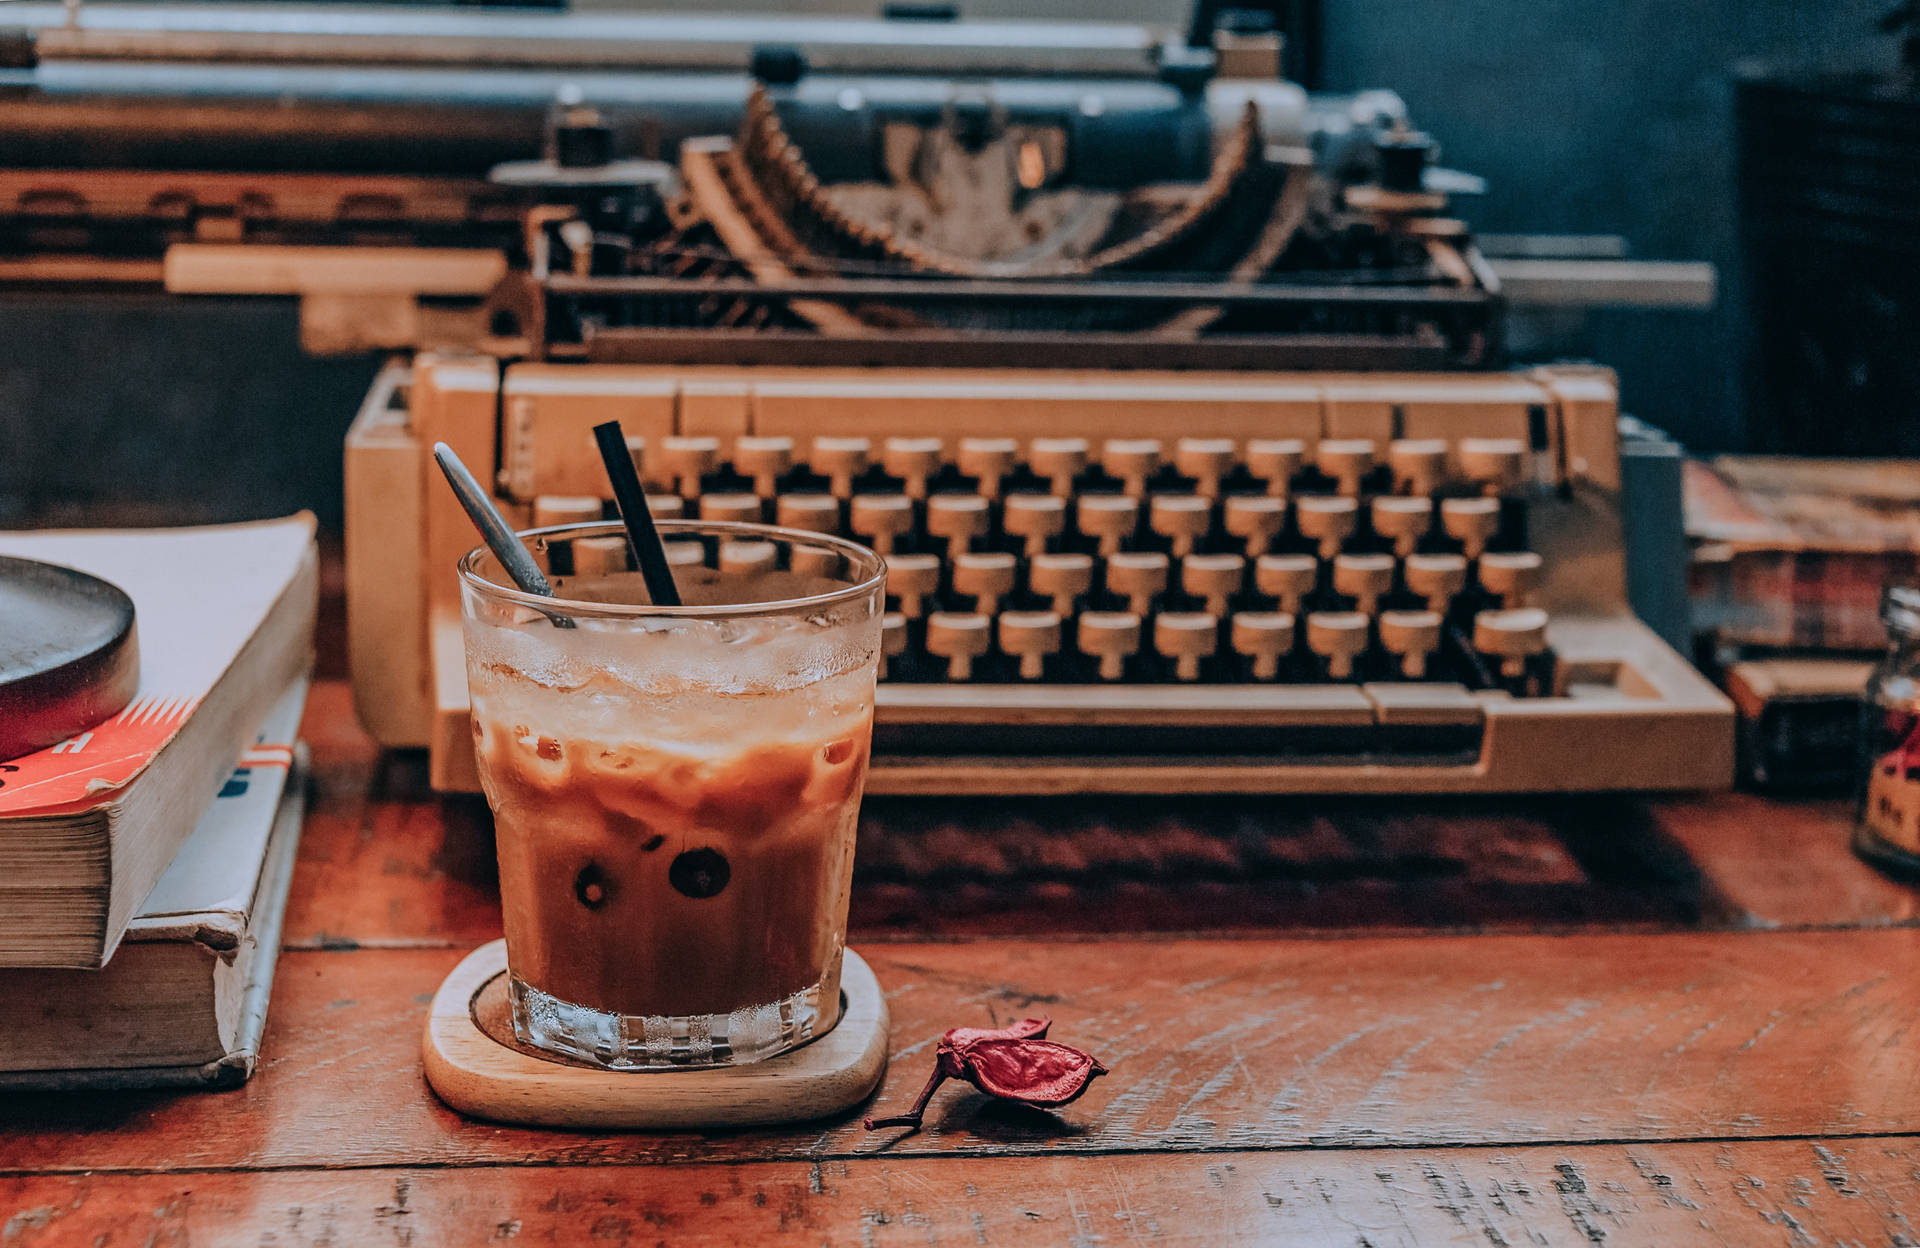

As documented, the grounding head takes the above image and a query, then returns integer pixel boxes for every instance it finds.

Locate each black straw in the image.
[593,420,683,607]
[433,442,555,598]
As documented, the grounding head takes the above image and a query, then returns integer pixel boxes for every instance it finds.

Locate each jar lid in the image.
[1885,584,1920,638]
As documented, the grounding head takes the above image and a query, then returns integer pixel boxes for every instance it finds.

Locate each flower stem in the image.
[862,1067,949,1131]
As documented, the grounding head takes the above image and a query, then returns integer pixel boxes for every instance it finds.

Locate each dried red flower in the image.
[863,1018,1109,1131]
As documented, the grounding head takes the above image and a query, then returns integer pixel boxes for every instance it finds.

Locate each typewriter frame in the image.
[346,355,1732,795]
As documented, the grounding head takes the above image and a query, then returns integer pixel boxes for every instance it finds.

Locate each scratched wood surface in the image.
[3,679,1914,1245]
[4,1139,1918,1247]
[2,928,1914,1171]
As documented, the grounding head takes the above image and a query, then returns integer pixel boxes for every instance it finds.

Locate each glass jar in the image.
[1855,584,1920,876]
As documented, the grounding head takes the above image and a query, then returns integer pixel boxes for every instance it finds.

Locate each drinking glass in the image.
[458,519,885,1067]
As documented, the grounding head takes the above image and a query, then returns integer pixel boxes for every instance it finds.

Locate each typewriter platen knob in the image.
[1478,551,1543,607]
[1306,611,1370,679]
[1154,612,1218,681]
[1379,609,1442,678]
[1459,437,1528,496]
[1333,553,1394,616]
[659,436,719,499]
[957,437,1018,500]
[1316,439,1377,497]
[1254,553,1317,615]
[1075,494,1139,556]
[1403,552,1467,613]
[701,492,762,524]
[998,610,1062,679]
[809,436,870,499]
[1175,438,1236,499]
[953,551,1017,615]
[1440,496,1501,559]
[1077,610,1142,681]
[926,493,990,554]
[1295,495,1358,559]
[925,611,992,681]
[849,493,913,553]
[1106,551,1169,617]
[1371,495,1434,557]
[1474,607,1549,679]
[775,493,839,534]
[882,437,944,500]
[1029,437,1089,497]
[879,610,906,679]
[734,435,794,497]
[1029,552,1094,617]
[1148,494,1211,559]
[1223,495,1286,557]
[1182,553,1246,618]
[885,553,941,618]
[1388,439,1450,496]
[1004,493,1067,558]
[1247,439,1305,497]
[1101,439,1162,498]
[1231,610,1294,680]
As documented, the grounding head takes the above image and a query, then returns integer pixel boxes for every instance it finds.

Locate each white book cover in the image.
[128,680,308,943]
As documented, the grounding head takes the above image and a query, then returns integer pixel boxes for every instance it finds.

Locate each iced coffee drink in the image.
[458,521,886,1068]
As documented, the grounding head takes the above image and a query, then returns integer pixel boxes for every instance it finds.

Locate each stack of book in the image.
[0,516,317,1089]
[1685,457,1916,788]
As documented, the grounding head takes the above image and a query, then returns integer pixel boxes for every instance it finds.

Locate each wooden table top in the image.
[4,679,1916,1246]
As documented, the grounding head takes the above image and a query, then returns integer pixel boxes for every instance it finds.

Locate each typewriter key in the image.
[953,552,1017,615]
[1077,611,1142,681]
[1231,611,1295,680]
[997,610,1063,680]
[1253,554,1317,615]
[1316,439,1377,497]
[1029,553,1094,617]
[1224,495,1286,556]
[1387,438,1450,496]
[1478,551,1543,607]
[1371,495,1433,557]
[957,438,1018,500]
[1246,439,1305,497]
[1295,495,1358,559]
[1075,494,1139,556]
[1306,611,1370,680]
[1440,497,1501,559]
[1106,552,1170,617]
[1174,438,1236,499]
[1460,438,1527,496]
[1101,439,1162,498]
[1403,553,1468,614]
[1155,612,1219,682]
[1379,609,1442,678]
[926,612,992,681]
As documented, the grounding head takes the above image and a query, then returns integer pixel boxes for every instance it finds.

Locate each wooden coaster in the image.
[422,940,890,1129]
[0,555,138,763]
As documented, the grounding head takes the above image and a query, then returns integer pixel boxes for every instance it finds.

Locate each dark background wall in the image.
[0,1,1899,530]
[1317,0,1895,453]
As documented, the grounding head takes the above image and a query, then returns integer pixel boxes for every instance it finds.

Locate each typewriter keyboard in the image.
[535,432,1558,699]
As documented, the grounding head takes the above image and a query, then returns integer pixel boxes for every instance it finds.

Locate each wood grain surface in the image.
[4,679,1913,1245]
[3,1139,1916,1247]
[1,927,1912,1173]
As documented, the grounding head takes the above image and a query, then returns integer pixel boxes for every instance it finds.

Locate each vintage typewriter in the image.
[0,2,1731,794]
